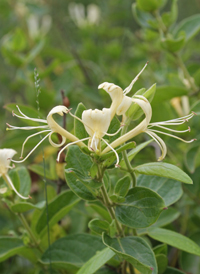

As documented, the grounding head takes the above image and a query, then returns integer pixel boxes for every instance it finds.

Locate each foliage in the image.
[0,0,200,274]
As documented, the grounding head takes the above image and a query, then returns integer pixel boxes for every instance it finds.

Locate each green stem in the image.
[122,260,127,274]
[154,10,199,93]
[18,213,43,253]
[121,124,136,187]
[128,263,135,274]
[97,164,124,237]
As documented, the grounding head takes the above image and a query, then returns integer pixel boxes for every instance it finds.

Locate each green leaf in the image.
[152,86,188,104]
[137,175,183,206]
[161,35,185,53]
[134,162,192,184]
[126,84,156,120]
[163,267,185,274]
[74,103,88,144]
[28,163,57,180]
[161,0,178,27]
[101,142,136,161]
[153,244,168,256]
[40,234,105,271]
[35,190,80,236]
[119,140,153,168]
[173,14,200,42]
[87,201,112,222]
[11,201,45,213]
[148,227,200,256]
[116,187,165,228]
[65,146,96,201]
[114,176,131,198]
[136,0,164,12]
[185,144,200,173]
[103,233,157,274]
[132,3,156,28]
[155,254,168,274]
[88,219,110,235]
[137,208,180,235]
[180,231,200,274]
[0,237,25,262]
[25,39,45,63]
[77,248,115,274]
[9,166,31,198]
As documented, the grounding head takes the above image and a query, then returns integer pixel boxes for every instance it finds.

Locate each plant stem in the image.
[18,213,43,253]
[154,10,199,93]
[122,260,127,274]
[121,124,136,187]
[128,263,135,274]
[97,164,124,237]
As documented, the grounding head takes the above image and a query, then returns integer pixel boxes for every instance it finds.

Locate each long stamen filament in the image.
[102,138,119,167]
[57,137,90,162]
[148,124,190,133]
[91,132,97,151]
[6,124,49,131]
[123,62,148,95]
[146,130,166,161]
[149,129,196,143]
[10,133,51,163]
[20,130,51,158]
[150,113,194,127]
[15,105,47,123]
[3,174,30,200]
[103,126,123,136]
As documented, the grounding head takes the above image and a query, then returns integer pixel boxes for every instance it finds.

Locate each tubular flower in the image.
[0,149,30,199]
[6,105,86,163]
[102,104,196,161]
[98,63,148,120]
[81,108,122,166]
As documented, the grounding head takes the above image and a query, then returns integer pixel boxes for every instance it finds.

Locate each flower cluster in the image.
[5,65,195,198]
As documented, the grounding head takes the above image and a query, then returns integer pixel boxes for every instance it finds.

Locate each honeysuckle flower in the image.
[6,105,86,163]
[98,63,148,121]
[102,104,196,161]
[0,149,30,199]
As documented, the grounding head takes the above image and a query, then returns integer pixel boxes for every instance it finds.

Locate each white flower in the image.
[7,105,86,163]
[98,62,148,120]
[99,64,196,161]
[0,149,29,199]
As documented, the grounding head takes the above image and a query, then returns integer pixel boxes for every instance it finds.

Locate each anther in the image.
[12,111,15,116]
[192,111,197,116]
[115,164,121,168]
[188,126,191,132]
[163,207,168,210]
[28,195,32,199]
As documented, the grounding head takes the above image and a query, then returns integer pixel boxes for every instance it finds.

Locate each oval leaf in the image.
[137,175,183,206]
[134,162,192,184]
[116,187,165,228]
[35,190,80,236]
[103,233,157,274]
[77,248,115,274]
[148,227,200,256]
[40,234,105,271]
[0,237,25,262]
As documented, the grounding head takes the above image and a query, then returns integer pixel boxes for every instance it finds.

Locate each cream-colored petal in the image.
[116,96,132,116]
[0,149,17,175]
[0,187,7,194]
[47,106,85,146]
[98,82,124,119]
[132,96,152,124]
[82,108,111,139]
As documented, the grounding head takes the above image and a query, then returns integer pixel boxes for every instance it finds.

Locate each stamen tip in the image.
[146,61,149,64]
[193,138,197,141]
[192,111,197,116]
[28,195,32,199]
[115,164,120,168]
[188,126,191,132]
[19,156,23,159]
[150,267,154,271]
[12,111,15,116]
[163,207,168,210]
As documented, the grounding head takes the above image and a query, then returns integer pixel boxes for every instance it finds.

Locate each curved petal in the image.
[98,82,124,119]
[146,130,167,161]
[0,149,17,175]
[132,96,152,124]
